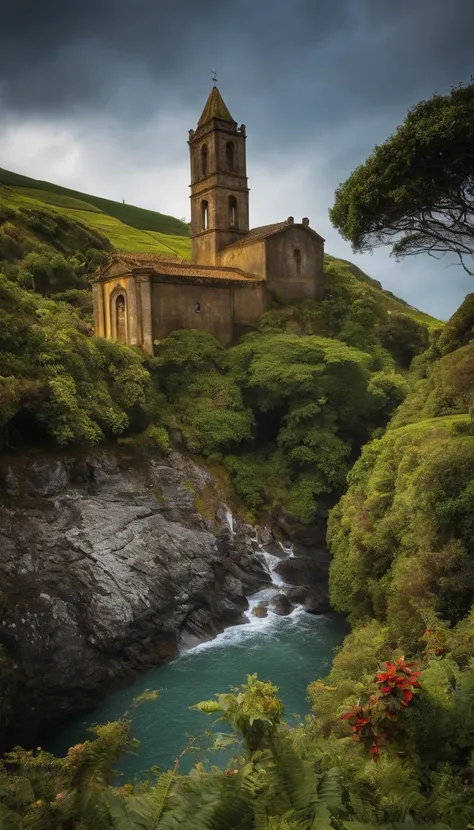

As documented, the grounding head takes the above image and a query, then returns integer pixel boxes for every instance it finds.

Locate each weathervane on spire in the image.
[211,69,218,84]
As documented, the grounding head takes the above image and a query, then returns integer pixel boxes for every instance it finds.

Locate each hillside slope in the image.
[0,166,192,258]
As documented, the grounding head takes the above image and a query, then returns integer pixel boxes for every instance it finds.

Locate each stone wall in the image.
[151,281,234,344]
[233,282,268,326]
[150,279,267,345]
[265,228,324,302]
[219,239,266,278]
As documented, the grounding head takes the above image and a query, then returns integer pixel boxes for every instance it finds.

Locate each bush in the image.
[328,418,474,644]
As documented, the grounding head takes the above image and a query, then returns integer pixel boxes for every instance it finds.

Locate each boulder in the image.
[269,594,294,616]
[285,585,331,615]
[273,556,329,586]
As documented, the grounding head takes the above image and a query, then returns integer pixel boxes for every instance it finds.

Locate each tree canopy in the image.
[330,81,474,274]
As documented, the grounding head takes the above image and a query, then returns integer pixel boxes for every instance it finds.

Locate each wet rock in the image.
[269,594,294,616]
[273,556,328,586]
[302,594,331,614]
[285,585,331,615]
[251,603,268,618]
[258,526,274,547]
[0,449,269,746]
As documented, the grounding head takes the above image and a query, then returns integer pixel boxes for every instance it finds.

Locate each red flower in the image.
[402,689,413,705]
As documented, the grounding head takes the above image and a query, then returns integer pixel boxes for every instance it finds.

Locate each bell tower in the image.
[188,86,249,265]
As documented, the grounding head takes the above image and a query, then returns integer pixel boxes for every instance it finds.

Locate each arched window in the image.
[229,195,238,228]
[115,293,127,344]
[294,248,301,275]
[201,144,208,176]
[226,141,235,170]
[201,200,209,231]
[195,302,201,313]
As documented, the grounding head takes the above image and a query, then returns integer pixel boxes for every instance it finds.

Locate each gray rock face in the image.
[0,449,268,745]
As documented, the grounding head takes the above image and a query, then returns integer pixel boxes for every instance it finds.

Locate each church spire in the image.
[197,86,235,127]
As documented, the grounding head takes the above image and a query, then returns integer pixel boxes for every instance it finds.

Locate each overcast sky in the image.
[1,0,473,319]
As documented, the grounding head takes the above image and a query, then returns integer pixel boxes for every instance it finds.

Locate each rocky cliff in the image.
[0,447,332,747]
[0,448,273,745]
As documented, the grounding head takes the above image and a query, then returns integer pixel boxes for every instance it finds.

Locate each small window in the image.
[201,144,208,176]
[226,141,235,170]
[294,248,301,275]
[229,195,238,228]
[195,302,201,313]
[201,200,209,231]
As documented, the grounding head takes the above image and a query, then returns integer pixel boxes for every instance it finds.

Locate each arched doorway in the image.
[114,292,127,344]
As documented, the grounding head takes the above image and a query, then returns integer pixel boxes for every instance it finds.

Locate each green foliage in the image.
[4,664,474,828]
[392,341,474,428]
[376,313,430,368]
[438,292,474,355]
[330,80,474,274]
[0,276,155,446]
[328,417,474,643]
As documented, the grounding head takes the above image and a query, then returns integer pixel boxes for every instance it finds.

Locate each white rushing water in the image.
[260,551,287,586]
[224,506,235,536]
[180,512,299,656]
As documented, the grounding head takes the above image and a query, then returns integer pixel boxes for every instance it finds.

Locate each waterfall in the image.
[260,551,287,587]
[224,507,234,536]
[280,541,294,558]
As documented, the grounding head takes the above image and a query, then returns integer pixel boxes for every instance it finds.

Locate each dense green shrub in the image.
[437,292,474,355]
[377,312,430,368]
[328,417,474,644]
[0,276,156,446]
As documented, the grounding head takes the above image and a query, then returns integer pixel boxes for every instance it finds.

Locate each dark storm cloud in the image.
[0,0,349,116]
[1,0,473,145]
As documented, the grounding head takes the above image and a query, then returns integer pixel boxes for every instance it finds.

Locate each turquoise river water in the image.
[48,545,348,778]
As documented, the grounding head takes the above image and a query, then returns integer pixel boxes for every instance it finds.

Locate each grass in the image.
[325,254,442,329]
[0,167,191,237]
[395,414,472,436]
[0,181,192,259]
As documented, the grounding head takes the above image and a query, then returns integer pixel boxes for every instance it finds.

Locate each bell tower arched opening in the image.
[229,195,238,228]
[226,141,235,170]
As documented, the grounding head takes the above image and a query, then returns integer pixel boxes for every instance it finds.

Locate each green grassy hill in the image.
[0,166,192,258]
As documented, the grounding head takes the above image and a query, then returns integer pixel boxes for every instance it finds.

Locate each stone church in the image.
[93,86,325,352]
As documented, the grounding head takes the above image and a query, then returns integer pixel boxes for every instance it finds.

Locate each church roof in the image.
[224,220,325,250]
[98,252,263,285]
[152,261,261,283]
[198,86,235,127]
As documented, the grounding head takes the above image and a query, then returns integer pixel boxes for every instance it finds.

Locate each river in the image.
[48,534,347,777]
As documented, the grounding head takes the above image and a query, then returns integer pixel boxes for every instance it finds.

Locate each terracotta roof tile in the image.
[226,222,289,248]
[101,252,262,284]
[152,261,262,283]
[112,252,187,265]
[223,220,325,250]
